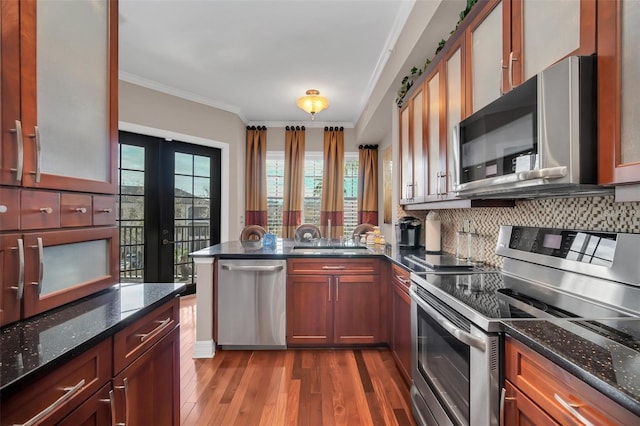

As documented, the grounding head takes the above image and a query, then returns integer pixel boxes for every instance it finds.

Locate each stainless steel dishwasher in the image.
[217,259,287,349]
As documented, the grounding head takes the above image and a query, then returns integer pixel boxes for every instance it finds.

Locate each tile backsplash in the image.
[403,196,640,267]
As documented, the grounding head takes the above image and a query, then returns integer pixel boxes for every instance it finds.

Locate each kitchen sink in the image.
[290,246,372,255]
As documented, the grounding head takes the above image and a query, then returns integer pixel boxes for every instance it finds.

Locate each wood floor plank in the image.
[178,296,416,426]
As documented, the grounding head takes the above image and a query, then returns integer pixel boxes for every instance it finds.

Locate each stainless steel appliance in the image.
[217,259,286,349]
[453,56,609,199]
[408,226,640,425]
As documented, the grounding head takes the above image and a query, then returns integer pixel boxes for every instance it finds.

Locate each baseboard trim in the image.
[193,340,216,358]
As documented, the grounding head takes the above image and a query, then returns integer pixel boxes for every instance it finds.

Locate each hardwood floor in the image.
[178,295,416,426]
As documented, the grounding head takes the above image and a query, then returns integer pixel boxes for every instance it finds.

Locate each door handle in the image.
[162,239,175,245]
[9,120,24,182]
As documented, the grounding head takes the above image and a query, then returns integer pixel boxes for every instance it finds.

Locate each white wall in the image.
[119,81,245,241]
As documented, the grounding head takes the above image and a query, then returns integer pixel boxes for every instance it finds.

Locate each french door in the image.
[117,131,221,293]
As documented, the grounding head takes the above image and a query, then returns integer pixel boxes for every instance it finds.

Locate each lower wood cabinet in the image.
[112,326,180,426]
[390,264,411,385]
[0,297,180,426]
[287,258,383,346]
[504,336,639,425]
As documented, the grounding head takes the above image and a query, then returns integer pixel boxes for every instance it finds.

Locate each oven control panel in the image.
[508,226,617,267]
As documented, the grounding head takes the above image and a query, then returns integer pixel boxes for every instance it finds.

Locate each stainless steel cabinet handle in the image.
[553,393,594,426]
[30,238,44,295]
[9,120,24,182]
[10,239,25,300]
[508,51,518,91]
[500,59,507,95]
[13,379,85,426]
[101,208,113,213]
[499,387,516,426]
[221,264,284,272]
[394,275,410,285]
[106,390,120,426]
[114,378,129,426]
[39,207,53,214]
[74,207,87,214]
[409,286,486,351]
[0,205,7,213]
[28,126,41,183]
[328,277,332,302]
[335,277,340,302]
[135,317,172,342]
[321,265,345,270]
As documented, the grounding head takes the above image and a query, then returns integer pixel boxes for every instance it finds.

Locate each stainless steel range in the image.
[408,225,640,426]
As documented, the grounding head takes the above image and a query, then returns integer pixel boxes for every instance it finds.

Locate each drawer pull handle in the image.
[0,205,7,213]
[394,275,409,285]
[74,207,87,214]
[553,393,594,426]
[136,317,172,342]
[9,120,24,182]
[13,379,85,426]
[499,388,516,426]
[39,207,53,214]
[101,208,113,213]
[321,265,345,270]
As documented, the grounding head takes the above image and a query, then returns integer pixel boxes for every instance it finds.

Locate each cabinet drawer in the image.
[20,190,60,229]
[0,187,20,231]
[61,193,92,227]
[114,298,179,374]
[391,263,411,291]
[0,337,112,425]
[505,337,639,425]
[288,258,380,275]
[92,195,116,226]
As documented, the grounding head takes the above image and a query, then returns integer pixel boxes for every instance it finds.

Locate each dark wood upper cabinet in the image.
[597,0,640,185]
[1,0,118,193]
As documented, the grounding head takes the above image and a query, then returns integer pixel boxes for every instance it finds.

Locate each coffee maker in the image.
[395,216,421,248]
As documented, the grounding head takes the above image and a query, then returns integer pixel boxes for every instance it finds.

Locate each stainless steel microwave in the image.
[453,56,609,198]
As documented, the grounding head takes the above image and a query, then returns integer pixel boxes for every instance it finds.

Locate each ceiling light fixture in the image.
[296,89,329,120]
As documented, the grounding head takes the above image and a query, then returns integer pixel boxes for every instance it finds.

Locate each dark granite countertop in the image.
[502,318,640,416]
[190,238,429,272]
[0,282,185,397]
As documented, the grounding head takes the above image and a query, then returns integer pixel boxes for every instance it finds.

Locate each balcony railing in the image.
[120,224,210,283]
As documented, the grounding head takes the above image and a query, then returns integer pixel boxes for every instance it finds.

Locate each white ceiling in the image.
[118,0,417,128]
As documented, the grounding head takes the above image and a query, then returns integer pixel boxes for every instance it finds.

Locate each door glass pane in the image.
[41,240,109,295]
[37,0,109,181]
[120,145,145,170]
[193,177,210,197]
[175,175,193,195]
[174,153,211,284]
[175,153,193,175]
[621,0,640,164]
[194,155,210,177]
[118,144,144,283]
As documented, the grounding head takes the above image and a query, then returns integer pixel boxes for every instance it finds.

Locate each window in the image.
[266,152,285,236]
[265,152,359,237]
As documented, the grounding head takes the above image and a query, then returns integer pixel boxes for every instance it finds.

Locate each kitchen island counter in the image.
[0,282,185,398]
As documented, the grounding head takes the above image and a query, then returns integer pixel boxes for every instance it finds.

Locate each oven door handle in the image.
[410,286,487,352]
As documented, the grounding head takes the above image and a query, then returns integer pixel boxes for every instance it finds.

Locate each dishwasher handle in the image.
[220,264,284,272]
